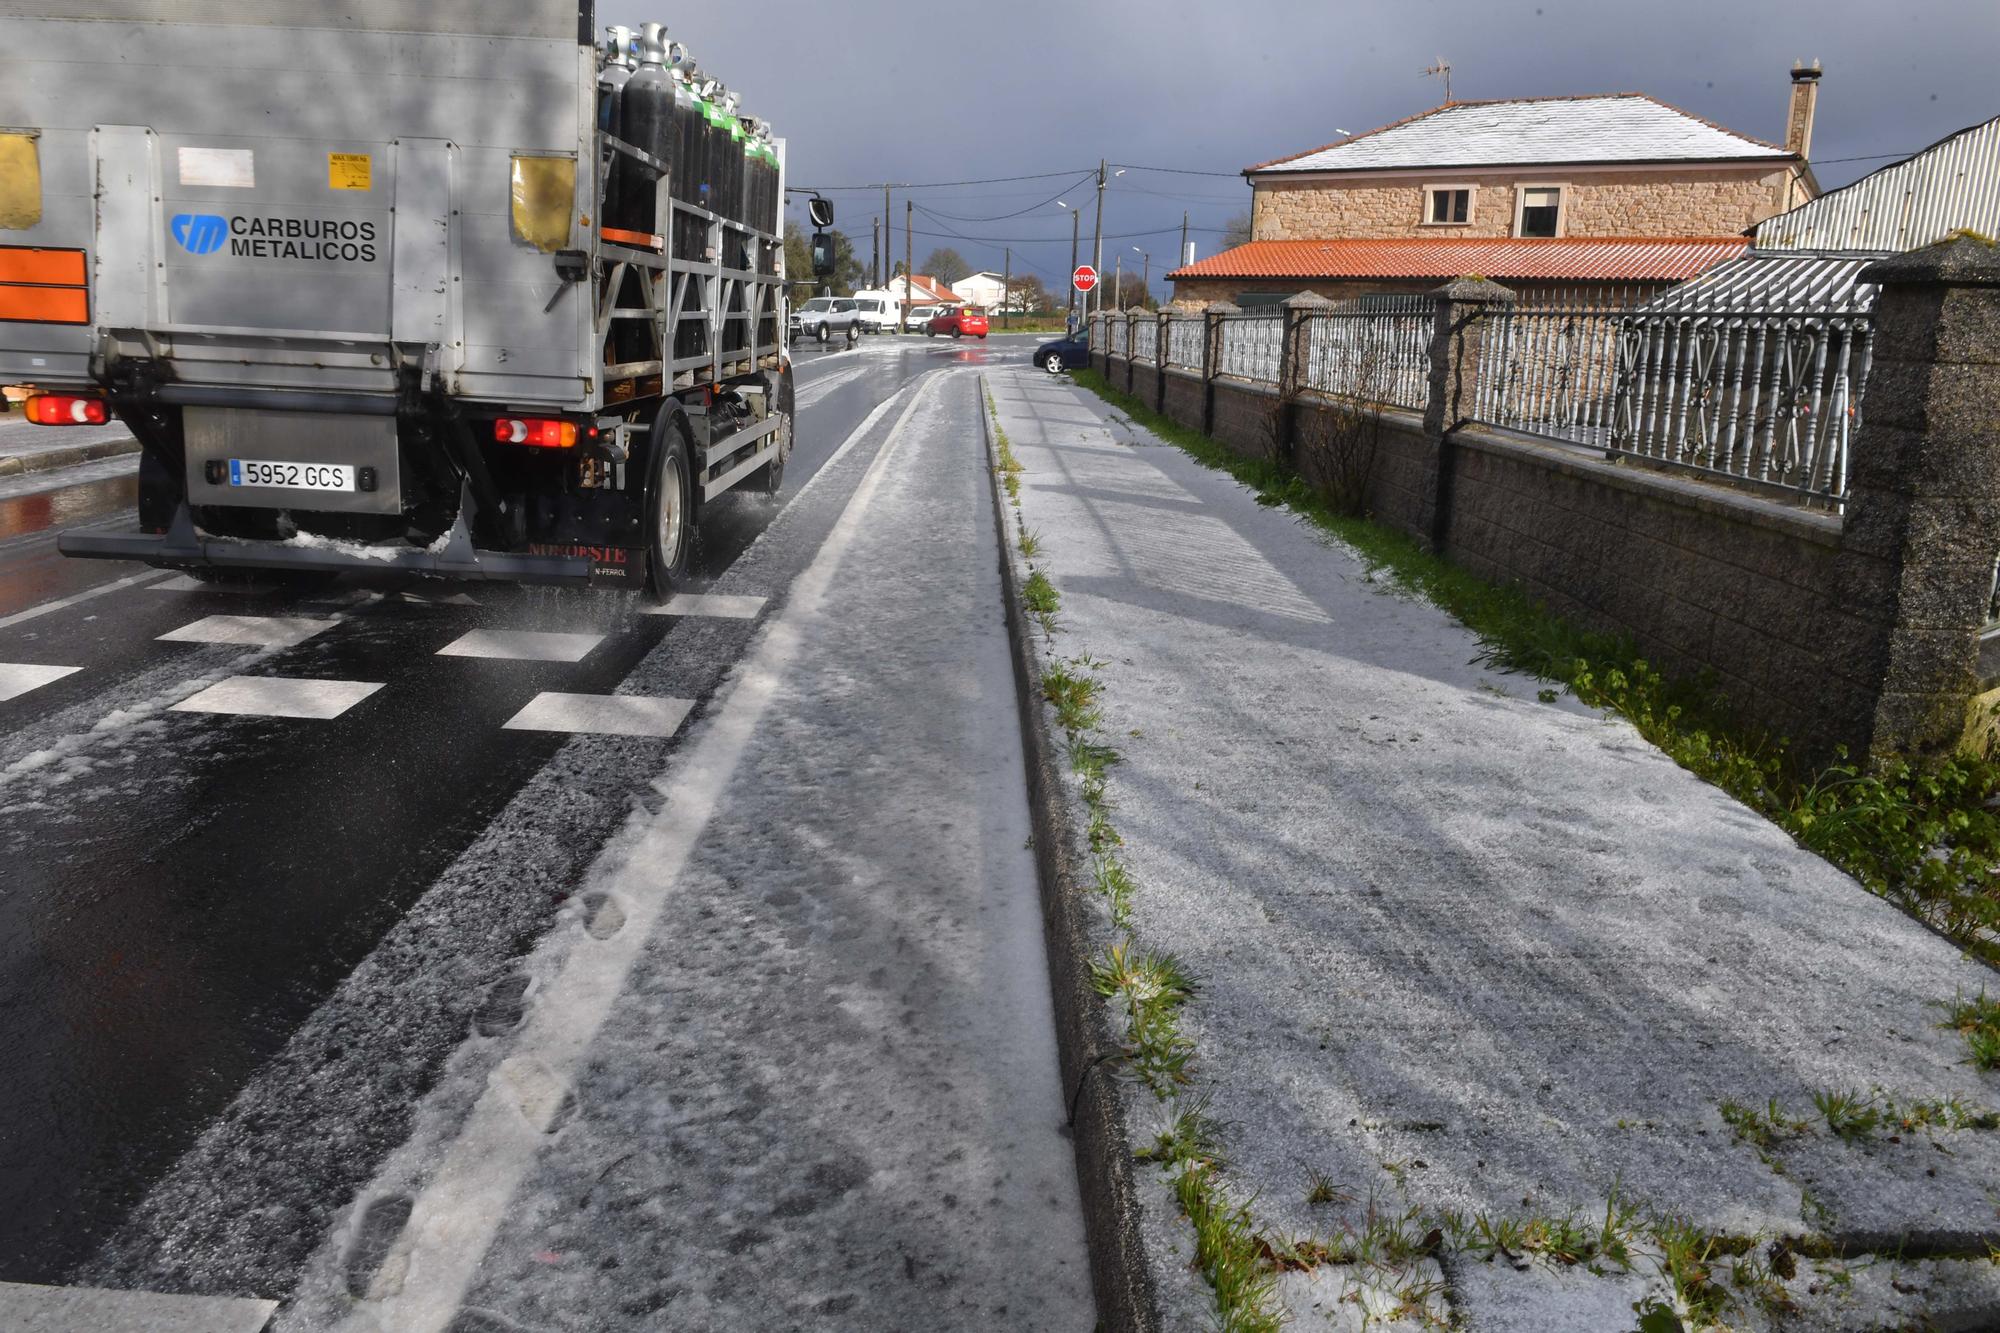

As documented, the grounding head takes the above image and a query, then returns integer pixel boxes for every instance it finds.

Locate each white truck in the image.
[0,1,820,597]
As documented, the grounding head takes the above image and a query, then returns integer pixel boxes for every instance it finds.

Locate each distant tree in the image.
[1222,211,1253,249]
[1008,273,1052,313]
[783,223,865,296]
[1098,272,1154,310]
[920,247,972,285]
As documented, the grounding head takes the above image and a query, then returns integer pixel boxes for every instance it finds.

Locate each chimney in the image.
[1786,60,1822,160]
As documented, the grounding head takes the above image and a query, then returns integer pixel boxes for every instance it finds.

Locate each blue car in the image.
[1033,331,1090,375]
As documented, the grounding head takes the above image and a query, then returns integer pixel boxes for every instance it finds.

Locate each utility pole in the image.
[1114,254,1123,311]
[1180,211,1189,268]
[1066,207,1080,331]
[882,183,891,285]
[872,216,880,289]
[1090,159,1106,323]
[902,198,912,334]
[1002,247,1011,332]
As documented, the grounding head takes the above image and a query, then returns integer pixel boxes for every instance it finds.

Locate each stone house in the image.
[1170,68,1825,307]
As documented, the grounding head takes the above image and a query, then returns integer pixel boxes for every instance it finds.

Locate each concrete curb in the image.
[976,373,1163,1333]
[0,436,141,478]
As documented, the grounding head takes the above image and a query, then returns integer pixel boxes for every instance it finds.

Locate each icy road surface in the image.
[0,337,1091,1329]
[276,367,1092,1330]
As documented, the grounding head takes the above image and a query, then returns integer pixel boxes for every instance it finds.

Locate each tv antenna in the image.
[1421,58,1453,103]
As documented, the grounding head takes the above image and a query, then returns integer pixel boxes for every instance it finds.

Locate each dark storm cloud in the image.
[601,0,1998,293]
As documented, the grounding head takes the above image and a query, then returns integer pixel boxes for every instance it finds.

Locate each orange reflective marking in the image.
[0,284,89,324]
[0,247,86,286]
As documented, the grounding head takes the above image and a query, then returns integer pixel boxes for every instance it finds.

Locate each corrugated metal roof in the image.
[1167,237,1749,283]
[1252,94,1792,175]
[1755,116,2000,251]
[1633,249,1891,316]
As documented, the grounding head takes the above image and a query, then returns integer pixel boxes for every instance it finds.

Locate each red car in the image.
[925,306,989,339]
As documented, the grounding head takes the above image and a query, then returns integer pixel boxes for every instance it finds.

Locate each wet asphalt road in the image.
[0,335,1042,1288]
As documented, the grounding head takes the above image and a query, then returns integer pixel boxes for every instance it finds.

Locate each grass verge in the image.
[1071,368,2000,985]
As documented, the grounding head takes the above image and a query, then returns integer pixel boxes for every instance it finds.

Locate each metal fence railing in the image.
[1218,313,1282,382]
[1087,259,1879,508]
[1131,318,1158,364]
[1472,288,1643,450]
[1303,295,1432,412]
[1166,317,1204,370]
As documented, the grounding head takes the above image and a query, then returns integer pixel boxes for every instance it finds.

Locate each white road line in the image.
[435,629,603,663]
[0,662,81,702]
[641,593,766,619]
[339,371,951,1333]
[171,675,383,721]
[0,568,172,631]
[149,574,278,595]
[157,615,335,650]
[502,691,694,737]
[0,1281,276,1333]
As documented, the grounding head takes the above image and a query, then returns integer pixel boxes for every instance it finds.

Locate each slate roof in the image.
[1167,236,1750,284]
[1251,95,1794,175]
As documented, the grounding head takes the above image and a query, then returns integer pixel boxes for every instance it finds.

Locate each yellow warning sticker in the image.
[328,153,372,192]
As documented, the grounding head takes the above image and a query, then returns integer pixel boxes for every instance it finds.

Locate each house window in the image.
[1517,185,1563,238]
[1424,186,1471,226]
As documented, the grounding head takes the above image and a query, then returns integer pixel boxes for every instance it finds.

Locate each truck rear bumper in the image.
[59,523,592,586]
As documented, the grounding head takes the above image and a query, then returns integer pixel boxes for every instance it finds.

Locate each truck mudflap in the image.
[59,501,594,587]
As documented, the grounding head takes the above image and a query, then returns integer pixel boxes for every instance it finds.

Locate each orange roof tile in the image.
[1167,236,1749,284]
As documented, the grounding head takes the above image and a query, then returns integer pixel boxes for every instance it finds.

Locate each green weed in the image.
[1812,1089,1882,1141]
[1940,989,2000,1071]
[1174,1162,1284,1333]
[1017,527,1042,558]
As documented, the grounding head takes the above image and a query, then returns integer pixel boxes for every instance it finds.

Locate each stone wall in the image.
[1251,167,1795,242]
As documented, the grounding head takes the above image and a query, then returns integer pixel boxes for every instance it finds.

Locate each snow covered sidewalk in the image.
[988,367,2000,1331]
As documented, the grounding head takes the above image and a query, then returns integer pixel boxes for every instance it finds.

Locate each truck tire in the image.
[745,367,795,498]
[644,406,695,600]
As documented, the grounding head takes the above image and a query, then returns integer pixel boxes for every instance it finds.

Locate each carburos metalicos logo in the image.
[171,213,229,256]
[169,213,378,263]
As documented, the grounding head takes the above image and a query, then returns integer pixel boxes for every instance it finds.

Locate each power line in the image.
[790,169,1093,192]
[1110,162,1246,178]
[916,172,1097,222]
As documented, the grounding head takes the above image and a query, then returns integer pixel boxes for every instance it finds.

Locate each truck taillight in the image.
[24,394,108,426]
[495,417,577,449]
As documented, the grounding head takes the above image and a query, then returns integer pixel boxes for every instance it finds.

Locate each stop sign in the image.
[1072,265,1098,293]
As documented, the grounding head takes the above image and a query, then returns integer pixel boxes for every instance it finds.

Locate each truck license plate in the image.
[229,459,355,492]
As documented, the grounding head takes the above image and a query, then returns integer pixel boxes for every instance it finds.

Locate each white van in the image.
[849,290,897,333]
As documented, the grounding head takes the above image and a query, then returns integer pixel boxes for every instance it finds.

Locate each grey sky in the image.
[602,0,1999,294]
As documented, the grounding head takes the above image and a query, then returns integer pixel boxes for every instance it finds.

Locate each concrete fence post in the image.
[1125,307,1141,393]
[1156,307,1172,413]
[1419,276,1516,551]
[1201,302,1237,438]
[1278,292,1335,469]
[1827,235,2000,762]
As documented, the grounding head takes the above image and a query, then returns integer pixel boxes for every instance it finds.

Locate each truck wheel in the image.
[644,408,695,600]
[745,367,794,498]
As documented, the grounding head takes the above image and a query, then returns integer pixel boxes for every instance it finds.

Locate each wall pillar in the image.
[1277,292,1334,470]
[1201,302,1237,438]
[1125,307,1140,393]
[1156,308,1172,413]
[1830,235,2000,762]
[1420,277,1515,550]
